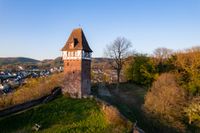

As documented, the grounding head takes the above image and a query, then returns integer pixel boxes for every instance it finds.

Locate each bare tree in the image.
[153,47,173,63]
[104,37,132,88]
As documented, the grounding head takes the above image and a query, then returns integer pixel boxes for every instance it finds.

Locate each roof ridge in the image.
[61,28,93,52]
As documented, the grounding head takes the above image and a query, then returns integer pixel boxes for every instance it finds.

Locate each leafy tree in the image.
[125,54,158,86]
[175,47,200,95]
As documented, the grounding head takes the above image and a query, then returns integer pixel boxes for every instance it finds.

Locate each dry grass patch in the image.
[96,98,132,132]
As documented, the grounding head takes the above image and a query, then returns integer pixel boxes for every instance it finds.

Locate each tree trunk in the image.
[116,69,120,91]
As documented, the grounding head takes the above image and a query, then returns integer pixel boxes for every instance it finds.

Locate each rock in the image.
[32,123,41,131]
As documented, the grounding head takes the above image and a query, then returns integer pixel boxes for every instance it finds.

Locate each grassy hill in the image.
[0,96,132,133]
[0,57,39,66]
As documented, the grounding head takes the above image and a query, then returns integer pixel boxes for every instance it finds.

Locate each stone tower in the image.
[61,28,92,98]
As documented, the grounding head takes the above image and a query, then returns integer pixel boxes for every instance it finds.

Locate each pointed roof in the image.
[61,28,93,52]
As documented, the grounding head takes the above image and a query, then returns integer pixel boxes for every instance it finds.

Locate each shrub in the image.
[144,73,187,131]
[185,97,200,125]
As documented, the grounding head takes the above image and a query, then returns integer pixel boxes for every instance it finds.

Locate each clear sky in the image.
[0,0,200,60]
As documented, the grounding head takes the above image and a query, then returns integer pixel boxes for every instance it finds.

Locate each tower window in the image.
[74,38,78,46]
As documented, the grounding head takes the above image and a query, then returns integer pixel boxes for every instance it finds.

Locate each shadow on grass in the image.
[92,82,180,133]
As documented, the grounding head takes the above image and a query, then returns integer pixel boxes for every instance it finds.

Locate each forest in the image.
[122,46,200,132]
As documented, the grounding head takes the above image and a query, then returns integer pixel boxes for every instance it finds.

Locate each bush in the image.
[144,73,187,132]
[185,97,200,125]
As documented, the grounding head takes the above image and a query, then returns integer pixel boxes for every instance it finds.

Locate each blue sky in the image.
[0,0,200,60]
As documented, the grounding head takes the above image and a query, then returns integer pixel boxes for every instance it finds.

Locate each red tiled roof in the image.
[61,28,93,52]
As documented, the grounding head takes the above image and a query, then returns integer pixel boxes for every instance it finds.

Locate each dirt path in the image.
[108,84,146,108]
[98,83,111,97]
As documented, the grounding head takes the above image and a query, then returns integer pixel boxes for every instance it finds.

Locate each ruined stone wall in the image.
[81,60,91,96]
[63,58,91,98]
[63,60,82,98]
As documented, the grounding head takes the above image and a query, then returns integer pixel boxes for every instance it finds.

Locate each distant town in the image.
[0,57,119,96]
[0,65,63,95]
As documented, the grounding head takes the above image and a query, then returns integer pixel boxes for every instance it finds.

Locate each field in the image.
[0,96,131,133]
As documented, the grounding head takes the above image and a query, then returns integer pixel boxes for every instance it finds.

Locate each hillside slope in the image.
[0,57,39,66]
[0,96,132,133]
[0,57,112,67]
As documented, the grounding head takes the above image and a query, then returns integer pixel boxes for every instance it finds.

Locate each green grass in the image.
[0,96,130,133]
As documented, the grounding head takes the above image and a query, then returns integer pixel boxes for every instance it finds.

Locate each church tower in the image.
[61,28,92,98]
